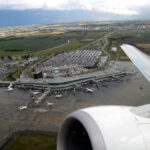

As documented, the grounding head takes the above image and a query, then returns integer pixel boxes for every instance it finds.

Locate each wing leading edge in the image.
[121,44,150,82]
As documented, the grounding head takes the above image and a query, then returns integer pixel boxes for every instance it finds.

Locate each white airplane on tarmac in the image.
[57,44,150,150]
[7,83,14,92]
[85,88,94,93]
[55,94,62,98]
[47,102,53,107]
[18,105,28,110]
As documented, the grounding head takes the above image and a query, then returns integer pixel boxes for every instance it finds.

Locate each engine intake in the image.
[62,118,92,150]
[57,109,106,150]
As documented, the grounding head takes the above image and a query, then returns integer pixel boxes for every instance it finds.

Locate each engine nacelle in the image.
[57,105,150,150]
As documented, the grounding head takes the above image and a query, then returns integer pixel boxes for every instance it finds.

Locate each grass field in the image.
[6,134,57,150]
[0,30,107,57]
[107,31,150,60]
[34,39,82,56]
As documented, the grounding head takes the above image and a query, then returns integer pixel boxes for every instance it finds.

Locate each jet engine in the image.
[57,105,150,150]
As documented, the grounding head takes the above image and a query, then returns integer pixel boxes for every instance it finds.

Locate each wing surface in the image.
[121,44,150,82]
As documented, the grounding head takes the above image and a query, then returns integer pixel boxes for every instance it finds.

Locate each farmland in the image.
[0,30,107,57]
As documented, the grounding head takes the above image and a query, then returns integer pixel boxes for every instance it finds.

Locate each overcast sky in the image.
[0,0,150,27]
[0,0,150,16]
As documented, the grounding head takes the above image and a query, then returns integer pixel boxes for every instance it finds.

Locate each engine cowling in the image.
[57,105,150,150]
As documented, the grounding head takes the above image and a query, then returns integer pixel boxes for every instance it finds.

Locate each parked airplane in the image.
[55,94,62,98]
[85,88,93,93]
[57,44,150,150]
[47,102,53,107]
[7,83,14,92]
[18,106,27,110]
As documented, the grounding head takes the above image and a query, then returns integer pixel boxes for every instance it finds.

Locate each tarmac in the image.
[0,61,150,147]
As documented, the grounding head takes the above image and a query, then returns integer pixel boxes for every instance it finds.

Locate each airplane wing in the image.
[121,44,150,82]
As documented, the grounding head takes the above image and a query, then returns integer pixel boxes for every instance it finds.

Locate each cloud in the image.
[0,0,150,16]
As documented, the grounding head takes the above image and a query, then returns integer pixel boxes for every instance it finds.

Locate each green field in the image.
[107,31,150,60]
[0,30,107,57]
[6,134,57,150]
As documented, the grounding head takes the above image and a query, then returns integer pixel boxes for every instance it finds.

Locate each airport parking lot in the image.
[37,50,101,69]
[35,50,103,78]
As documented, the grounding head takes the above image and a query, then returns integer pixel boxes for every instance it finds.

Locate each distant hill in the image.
[0,9,139,27]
